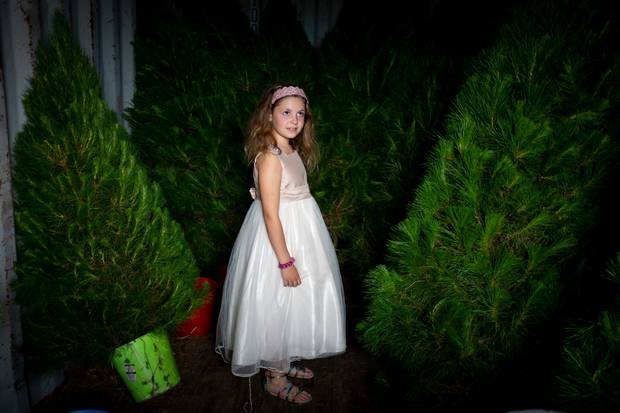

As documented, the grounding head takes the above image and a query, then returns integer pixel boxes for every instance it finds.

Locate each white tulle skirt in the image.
[215,197,347,377]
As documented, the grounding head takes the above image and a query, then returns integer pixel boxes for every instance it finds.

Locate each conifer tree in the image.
[127,22,248,273]
[126,2,314,273]
[12,13,201,368]
[129,0,450,283]
[312,35,452,276]
[555,252,620,412]
[357,0,619,403]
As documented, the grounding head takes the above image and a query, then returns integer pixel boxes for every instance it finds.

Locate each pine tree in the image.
[11,13,201,369]
[126,2,314,274]
[555,252,620,412]
[312,37,452,276]
[127,23,247,274]
[357,0,619,403]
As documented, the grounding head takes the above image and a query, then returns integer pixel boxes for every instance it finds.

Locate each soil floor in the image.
[31,335,383,413]
[30,297,391,413]
[28,280,565,413]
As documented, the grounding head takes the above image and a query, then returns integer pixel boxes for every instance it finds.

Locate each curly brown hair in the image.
[244,83,318,170]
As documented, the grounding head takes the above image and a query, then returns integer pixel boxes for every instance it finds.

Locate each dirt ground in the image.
[27,307,565,413]
[30,295,391,413]
[31,335,384,413]
[26,266,569,413]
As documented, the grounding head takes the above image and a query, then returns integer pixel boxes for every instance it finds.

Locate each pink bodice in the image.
[250,147,311,202]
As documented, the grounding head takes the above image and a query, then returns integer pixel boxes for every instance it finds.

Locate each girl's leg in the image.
[263,368,312,404]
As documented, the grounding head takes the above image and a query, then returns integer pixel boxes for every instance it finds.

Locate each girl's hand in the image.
[281,266,302,287]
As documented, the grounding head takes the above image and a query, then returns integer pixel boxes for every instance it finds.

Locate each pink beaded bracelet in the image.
[278,257,295,269]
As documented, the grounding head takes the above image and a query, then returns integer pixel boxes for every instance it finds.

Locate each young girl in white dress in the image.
[215,84,347,405]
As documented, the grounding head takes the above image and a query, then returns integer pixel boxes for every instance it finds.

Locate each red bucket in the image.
[177,277,218,337]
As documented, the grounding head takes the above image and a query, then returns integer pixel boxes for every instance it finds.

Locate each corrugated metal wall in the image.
[239,0,344,46]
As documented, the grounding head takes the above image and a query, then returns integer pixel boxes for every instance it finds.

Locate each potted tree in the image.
[11,13,203,402]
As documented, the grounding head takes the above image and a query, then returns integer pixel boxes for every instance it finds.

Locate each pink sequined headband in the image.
[271,86,308,105]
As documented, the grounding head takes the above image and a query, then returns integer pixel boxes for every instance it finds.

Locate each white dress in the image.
[215,147,347,377]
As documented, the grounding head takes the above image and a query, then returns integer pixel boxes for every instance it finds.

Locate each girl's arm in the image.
[256,152,302,287]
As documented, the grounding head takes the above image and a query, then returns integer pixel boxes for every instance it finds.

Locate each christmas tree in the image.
[311,41,451,275]
[126,1,314,274]
[358,0,619,404]
[555,252,620,412]
[12,13,201,368]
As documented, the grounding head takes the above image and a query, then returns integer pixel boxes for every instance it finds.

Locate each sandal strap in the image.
[282,383,307,402]
[267,379,310,404]
[281,383,295,401]
[288,365,313,378]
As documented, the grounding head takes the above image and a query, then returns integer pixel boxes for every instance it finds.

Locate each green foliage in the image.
[312,39,452,275]
[126,22,249,273]
[555,252,620,412]
[358,0,619,402]
[126,2,314,273]
[128,2,447,281]
[11,13,201,369]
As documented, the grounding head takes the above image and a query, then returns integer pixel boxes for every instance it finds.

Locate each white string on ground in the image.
[242,376,253,413]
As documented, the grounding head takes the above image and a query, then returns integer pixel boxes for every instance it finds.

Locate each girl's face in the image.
[270,96,306,141]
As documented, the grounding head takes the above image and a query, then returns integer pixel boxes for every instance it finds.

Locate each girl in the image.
[215,84,347,405]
